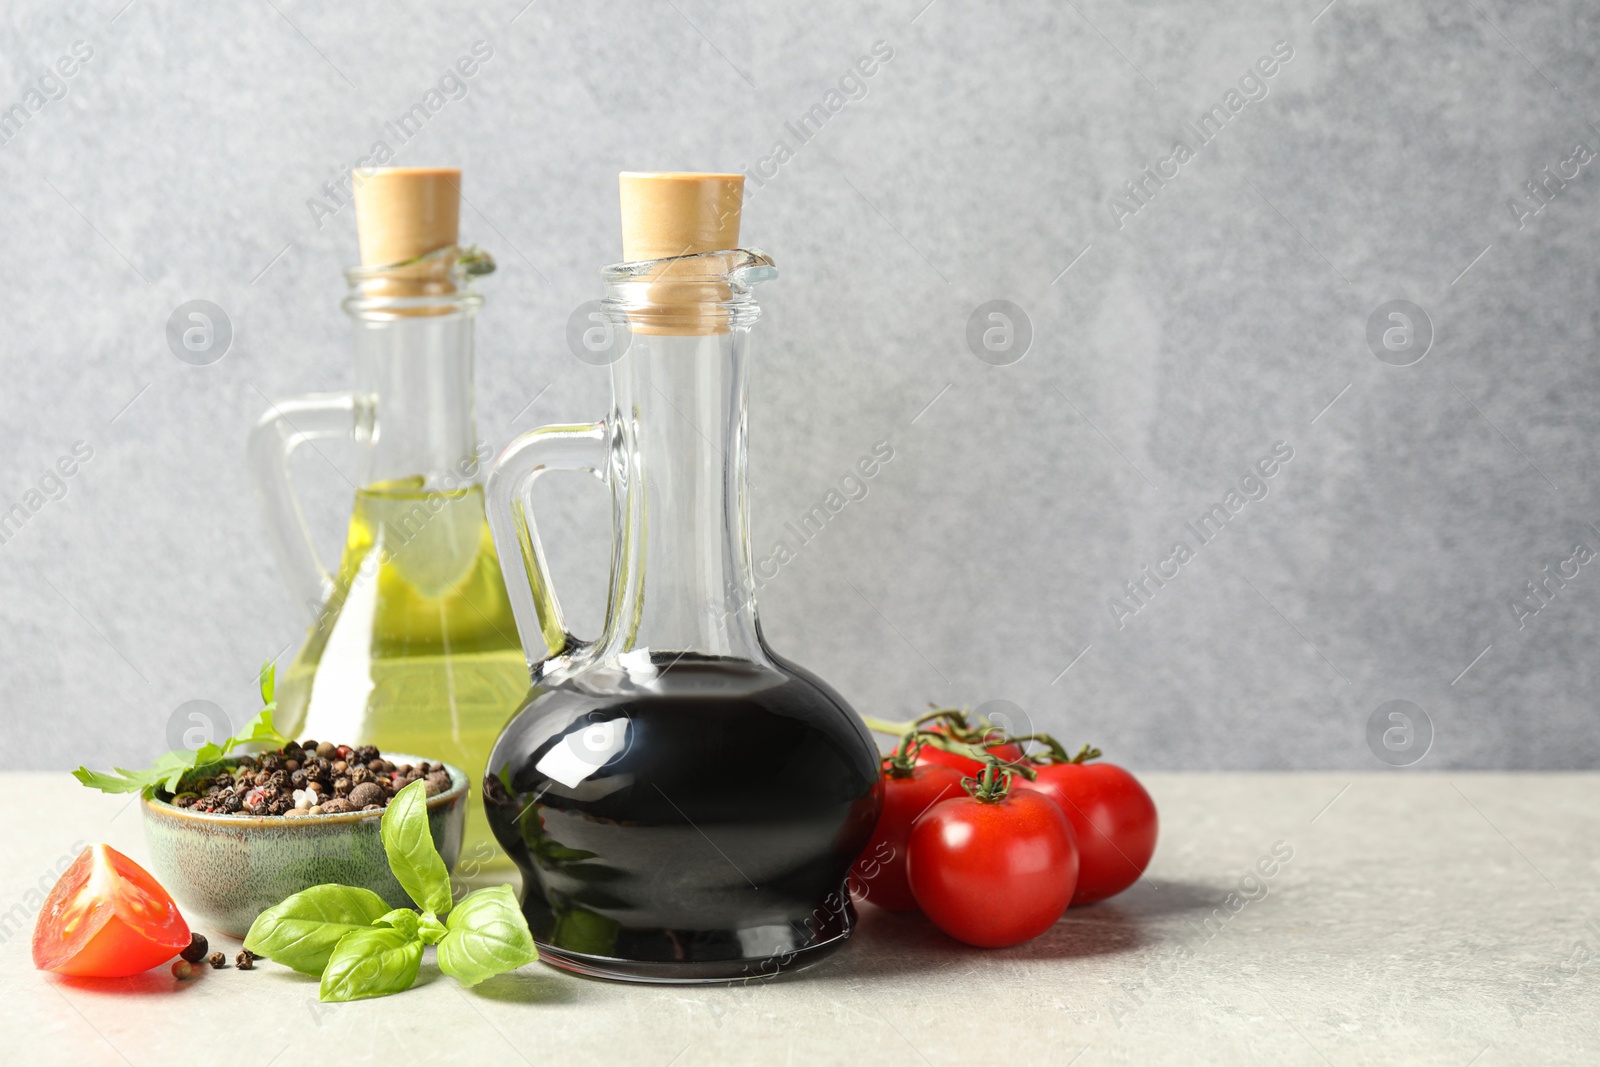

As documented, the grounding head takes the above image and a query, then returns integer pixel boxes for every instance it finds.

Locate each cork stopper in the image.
[618,173,744,335]
[619,172,743,262]
[354,168,461,266]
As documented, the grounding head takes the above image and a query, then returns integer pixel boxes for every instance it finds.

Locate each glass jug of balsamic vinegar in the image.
[250,168,526,873]
[483,172,882,982]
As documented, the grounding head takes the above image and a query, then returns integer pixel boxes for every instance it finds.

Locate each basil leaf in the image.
[319,926,423,1003]
[259,661,276,705]
[418,912,448,946]
[244,884,393,976]
[380,779,452,914]
[374,908,420,940]
[436,885,538,988]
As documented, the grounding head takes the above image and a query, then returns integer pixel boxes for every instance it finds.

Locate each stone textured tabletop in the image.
[2,772,1595,1065]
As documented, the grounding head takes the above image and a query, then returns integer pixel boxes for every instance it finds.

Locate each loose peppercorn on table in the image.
[4,773,1597,1065]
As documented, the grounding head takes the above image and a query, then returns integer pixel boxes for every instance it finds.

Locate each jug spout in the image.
[601,247,776,336]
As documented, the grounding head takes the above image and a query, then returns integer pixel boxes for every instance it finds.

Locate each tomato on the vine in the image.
[850,761,966,912]
[1014,757,1157,905]
[32,844,191,977]
[906,777,1078,947]
[914,723,1025,778]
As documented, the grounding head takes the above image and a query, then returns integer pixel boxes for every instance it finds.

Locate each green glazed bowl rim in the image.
[141,752,467,829]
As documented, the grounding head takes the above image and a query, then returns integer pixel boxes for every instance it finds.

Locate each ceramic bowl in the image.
[142,754,467,937]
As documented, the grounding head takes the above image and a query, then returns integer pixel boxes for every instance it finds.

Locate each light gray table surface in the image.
[2,772,1594,1065]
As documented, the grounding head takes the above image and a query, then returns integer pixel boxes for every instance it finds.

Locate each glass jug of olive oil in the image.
[250,168,525,874]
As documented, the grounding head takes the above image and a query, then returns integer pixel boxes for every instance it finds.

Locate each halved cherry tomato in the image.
[33,844,191,977]
[906,789,1077,947]
[850,761,966,912]
[913,723,1025,777]
[1014,760,1157,905]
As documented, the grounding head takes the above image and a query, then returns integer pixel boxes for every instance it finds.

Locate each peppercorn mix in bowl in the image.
[170,739,454,816]
[142,741,468,937]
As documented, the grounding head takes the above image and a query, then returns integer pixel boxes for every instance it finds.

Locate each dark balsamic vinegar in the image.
[483,654,882,982]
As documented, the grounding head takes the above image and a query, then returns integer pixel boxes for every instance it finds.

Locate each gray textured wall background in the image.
[2,0,1597,771]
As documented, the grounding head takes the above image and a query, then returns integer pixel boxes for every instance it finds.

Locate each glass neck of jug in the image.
[594,249,777,670]
[343,246,495,489]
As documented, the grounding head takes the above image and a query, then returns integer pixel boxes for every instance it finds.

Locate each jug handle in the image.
[486,419,610,676]
[247,392,359,621]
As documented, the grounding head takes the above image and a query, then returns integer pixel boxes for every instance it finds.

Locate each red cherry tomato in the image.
[914,723,1025,777]
[32,844,191,977]
[850,762,966,912]
[1015,761,1157,905]
[906,790,1078,947]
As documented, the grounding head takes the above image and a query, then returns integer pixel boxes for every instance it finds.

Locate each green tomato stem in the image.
[962,755,1016,803]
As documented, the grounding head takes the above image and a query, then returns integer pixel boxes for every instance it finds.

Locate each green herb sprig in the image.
[244,778,538,1001]
[72,662,290,798]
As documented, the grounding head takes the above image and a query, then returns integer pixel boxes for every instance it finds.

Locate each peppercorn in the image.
[348,782,385,808]
[180,932,209,963]
[316,741,336,759]
[208,952,227,969]
[172,960,193,980]
[236,950,255,970]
